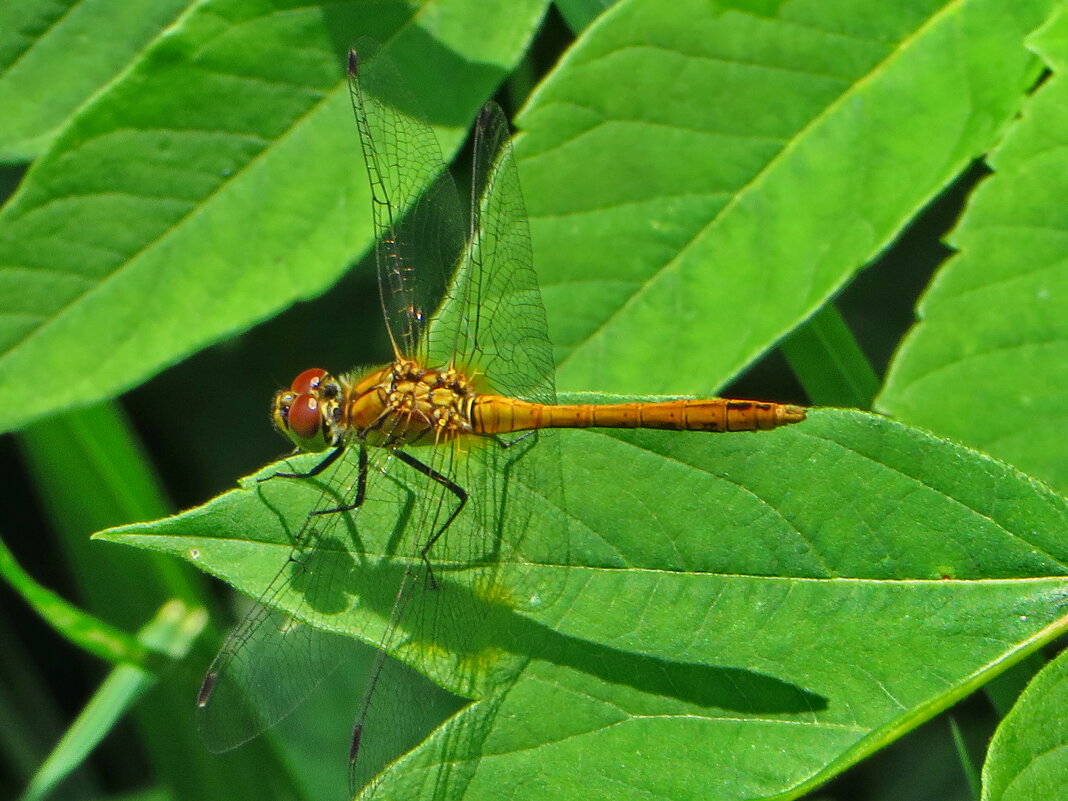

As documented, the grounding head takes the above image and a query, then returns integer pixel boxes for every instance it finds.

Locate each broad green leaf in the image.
[0,0,191,161]
[982,645,1068,801]
[0,0,548,434]
[98,407,1068,800]
[516,0,1056,396]
[879,7,1068,494]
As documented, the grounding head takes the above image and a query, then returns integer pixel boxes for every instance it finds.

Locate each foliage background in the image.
[1,1,1067,800]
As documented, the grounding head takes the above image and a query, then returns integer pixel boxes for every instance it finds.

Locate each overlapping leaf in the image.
[0,0,548,433]
[880,7,1068,494]
[516,0,1057,396]
[0,0,191,161]
[983,646,1068,801]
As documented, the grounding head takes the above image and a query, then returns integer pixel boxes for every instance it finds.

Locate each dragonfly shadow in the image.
[253,458,817,716]
[337,555,825,717]
[528,620,826,715]
[474,431,542,568]
[251,456,423,608]
[287,538,356,617]
[377,467,419,563]
[503,601,826,716]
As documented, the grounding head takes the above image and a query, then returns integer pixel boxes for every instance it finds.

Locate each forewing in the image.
[348,41,466,361]
[197,594,353,752]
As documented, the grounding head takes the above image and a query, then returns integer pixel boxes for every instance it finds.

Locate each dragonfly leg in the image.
[259,443,346,481]
[493,431,536,450]
[313,444,369,516]
[393,449,468,589]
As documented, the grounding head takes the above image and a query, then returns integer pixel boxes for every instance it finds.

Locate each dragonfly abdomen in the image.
[473,396,805,433]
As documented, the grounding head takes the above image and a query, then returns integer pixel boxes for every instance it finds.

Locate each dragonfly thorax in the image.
[343,359,478,446]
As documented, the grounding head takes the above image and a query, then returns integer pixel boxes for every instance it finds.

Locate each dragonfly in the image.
[196,41,807,798]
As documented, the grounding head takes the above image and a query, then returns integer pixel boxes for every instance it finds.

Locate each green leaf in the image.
[878,7,1068,494]
[516,0,1055,396]
[0,0,549,434]
[0,0,191,161]
[98,406,1068,799]
[982,645,1068,801]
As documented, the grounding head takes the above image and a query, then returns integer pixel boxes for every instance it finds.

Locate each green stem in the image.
[780,301,879,409]
[0,533,155,667]
[19,601,207,801]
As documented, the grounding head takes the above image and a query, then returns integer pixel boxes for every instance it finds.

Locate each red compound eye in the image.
[286,393,322,441]
[291,367,327,394]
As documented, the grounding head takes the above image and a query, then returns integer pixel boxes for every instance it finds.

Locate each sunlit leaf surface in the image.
[101,408,1068,799]
[880,8,1068,494]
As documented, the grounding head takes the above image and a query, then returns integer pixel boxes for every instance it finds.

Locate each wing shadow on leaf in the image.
[276,548,828,716]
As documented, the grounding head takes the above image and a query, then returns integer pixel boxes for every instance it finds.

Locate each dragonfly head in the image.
[271,368,343,452]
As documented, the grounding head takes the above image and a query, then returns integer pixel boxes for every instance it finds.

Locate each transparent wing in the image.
[196,590,352,752]
[202,44,567,796]
[349,435,566,800]
[196,444,397,752]
[428,102,556,404]
[347,102,568,797]
[348,40,466,362]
